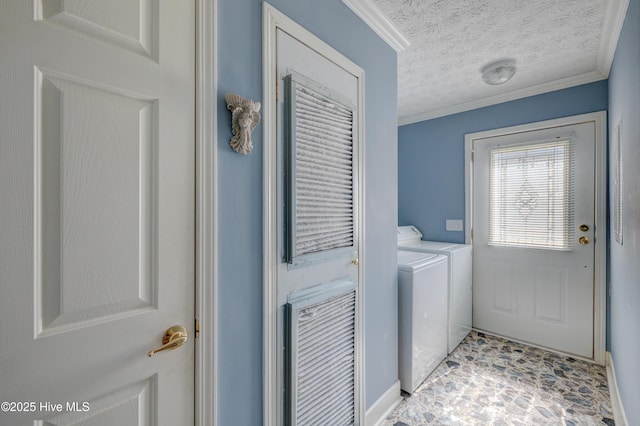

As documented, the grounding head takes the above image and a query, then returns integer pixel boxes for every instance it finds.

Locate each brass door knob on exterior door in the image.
[579,236,590,245]
[147,325,188,357]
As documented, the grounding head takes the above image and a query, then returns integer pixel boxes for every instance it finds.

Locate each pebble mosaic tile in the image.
[383,331,614,425]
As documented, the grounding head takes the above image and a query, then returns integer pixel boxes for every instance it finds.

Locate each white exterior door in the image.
[472,119,599,359]
[0,2,195,425]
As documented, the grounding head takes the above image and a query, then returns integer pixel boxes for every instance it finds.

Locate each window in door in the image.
[489,139,575,250]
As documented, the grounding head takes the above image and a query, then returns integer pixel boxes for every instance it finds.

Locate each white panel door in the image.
[0,1,195,425]
[473,121,596,359]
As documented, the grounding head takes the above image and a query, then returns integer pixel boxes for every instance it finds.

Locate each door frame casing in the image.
[464,111,607,365]
[262,3,366,425]
[195,0,217,424]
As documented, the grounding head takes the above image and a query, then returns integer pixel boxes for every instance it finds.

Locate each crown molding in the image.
[399,70,607,125]
[597,0,630,76]
[341,0,410,52]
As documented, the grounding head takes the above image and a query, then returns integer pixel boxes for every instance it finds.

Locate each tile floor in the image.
[384,331,615,426]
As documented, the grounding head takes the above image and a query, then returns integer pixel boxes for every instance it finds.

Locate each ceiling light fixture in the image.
[481,59,517,85]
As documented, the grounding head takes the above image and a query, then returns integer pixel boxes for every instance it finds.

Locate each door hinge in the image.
[276,76,279,102]
[195,318,200,339]
[471,228,474,240]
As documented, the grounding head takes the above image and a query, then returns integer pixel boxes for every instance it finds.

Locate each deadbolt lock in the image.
[579,224,590,232]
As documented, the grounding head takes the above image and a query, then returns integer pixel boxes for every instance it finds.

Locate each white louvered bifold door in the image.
[285,280,358,426]
[274,28,363,426]
[284,73,357,265]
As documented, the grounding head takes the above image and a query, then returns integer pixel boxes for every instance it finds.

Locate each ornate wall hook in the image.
[225,93,261,155]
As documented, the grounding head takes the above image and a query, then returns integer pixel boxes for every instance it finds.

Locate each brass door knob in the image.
[147,325,188,357]
[578,236,590,245]
[351,258,359,266]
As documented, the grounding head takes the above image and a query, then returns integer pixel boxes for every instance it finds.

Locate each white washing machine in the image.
[398,225,473,353]
[397,250,448,393]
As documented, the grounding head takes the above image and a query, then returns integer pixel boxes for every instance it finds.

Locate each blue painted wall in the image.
[398,81,608,244]
[608,0,640,422]
[217,1,398,424]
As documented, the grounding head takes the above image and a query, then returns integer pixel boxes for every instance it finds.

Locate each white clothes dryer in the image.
[397,250,448,393]
[398,225,473,353]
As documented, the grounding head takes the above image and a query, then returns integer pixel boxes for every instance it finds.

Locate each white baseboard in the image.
[365,380,402,426]
[606,351,629,426]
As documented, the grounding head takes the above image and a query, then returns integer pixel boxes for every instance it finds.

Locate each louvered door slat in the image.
[285,73,357,264]
[286,280,358,426]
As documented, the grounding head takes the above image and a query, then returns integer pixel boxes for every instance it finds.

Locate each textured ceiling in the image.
[371,0,613,123]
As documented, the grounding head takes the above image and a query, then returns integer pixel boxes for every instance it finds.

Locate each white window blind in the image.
[284,73,356,264]
[489,139,575,250]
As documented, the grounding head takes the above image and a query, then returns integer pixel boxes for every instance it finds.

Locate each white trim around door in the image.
[263,3,366,425]
[195,0,217,425]
[464,111,607,365]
